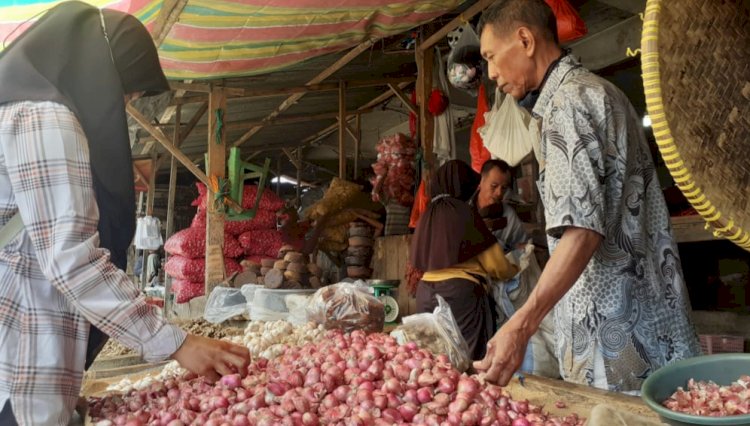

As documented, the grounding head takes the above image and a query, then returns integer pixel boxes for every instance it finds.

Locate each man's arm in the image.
[473,226,601,385]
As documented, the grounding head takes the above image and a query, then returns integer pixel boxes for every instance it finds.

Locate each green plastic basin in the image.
[641,354,750,425]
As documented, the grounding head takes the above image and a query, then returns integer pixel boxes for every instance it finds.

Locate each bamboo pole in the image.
[354,113,361,180]
[296,149,302,208]
[164,106,180,315]
[338,81,347,179]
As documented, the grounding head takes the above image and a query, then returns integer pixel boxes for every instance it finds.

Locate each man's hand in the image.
[171,334,251,382]
[473,320,531,386]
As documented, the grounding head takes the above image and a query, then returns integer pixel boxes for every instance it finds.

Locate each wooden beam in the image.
[596,0,646,14]
[338,80,347,179]
[154,102,208,171]
[344,123,358,142]
[417,45,435,174]
[388,83,418,115]
[301,82,410,147]
[232,39,376,147]
[151,0,188,47]
[354,113,361,180]
[169,95,209,106]
[568,15,642,71]
[163,106,180,317]
[295,150,302,208]
[146,153,158,215]
[133,164,149,186]
[126,104,210,187]
[205,87,227,294]
[282,148,301,169]
[169,82,212,93]
[419,0,494,52]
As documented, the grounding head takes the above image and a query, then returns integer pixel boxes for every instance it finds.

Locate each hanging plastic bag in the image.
[204,286,249,324]
[480,88,542,167]
[545,0,587,43]
[446,23,483,94]
[306,281,385,333]
[433,47,456,164]
[391,295,471,372]
[134,216,163,250]
[470,83,492,173]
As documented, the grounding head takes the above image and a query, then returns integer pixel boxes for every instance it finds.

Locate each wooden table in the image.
[82,362,659,423]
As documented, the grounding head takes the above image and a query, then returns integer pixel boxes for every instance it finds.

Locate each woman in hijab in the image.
[0,3,249,424]
[411,160,518,359]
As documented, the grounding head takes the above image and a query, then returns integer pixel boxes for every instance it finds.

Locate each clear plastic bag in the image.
[251,288,317,322]
[306,281,385,333]
[203,286,249,324]
[240,284,263,318]
[446,23,482,94]
[390,295,471,372]
[135,216,163,250]
[479,88,542,167]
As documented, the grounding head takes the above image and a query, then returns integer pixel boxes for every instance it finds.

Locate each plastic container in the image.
[250,288,316,322]
[699,334,745,355]
[641,354,750,425]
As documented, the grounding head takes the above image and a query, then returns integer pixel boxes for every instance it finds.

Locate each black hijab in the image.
[0,1,170,269]
[411,160,496,271]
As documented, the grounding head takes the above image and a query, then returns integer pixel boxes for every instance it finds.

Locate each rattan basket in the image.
[641,1,750,251]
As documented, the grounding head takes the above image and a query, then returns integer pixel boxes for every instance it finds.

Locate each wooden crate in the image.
[371,235,416,318]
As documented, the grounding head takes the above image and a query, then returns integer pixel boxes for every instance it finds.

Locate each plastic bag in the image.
[470,83,492,173]
[408,179,429,229]
[204,286,249,324]
[490,244,559,378]
[545,0,587,43]
[480,88,542,167]
[306,281,385,333]
[134,216,163,250]
[251,288,317,322]
[391,295,471,372]
[446,23,483,93]
[239,284,263,317]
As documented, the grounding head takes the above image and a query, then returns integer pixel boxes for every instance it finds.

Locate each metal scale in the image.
[369,279,400,324]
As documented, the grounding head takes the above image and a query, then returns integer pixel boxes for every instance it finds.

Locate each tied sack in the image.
[479,89,542,167]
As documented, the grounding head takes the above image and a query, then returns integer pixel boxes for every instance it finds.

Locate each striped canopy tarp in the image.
[1,0,464,80]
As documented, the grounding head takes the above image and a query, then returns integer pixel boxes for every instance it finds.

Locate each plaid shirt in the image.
[0,101,186,425]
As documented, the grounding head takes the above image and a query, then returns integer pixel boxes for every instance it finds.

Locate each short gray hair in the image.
[478,0,559,44]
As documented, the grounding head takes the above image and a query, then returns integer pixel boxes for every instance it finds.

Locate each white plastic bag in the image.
[251,288,317,322]
[204,286,249,324]
[491,244,559,378]
[134,216,163,250]
[240,284,263,318]
[479,89,542,167]
[391,295,472,372]
[446,23,483,94]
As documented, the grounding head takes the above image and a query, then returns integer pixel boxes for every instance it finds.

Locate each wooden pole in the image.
[205,86,227,295]
[338,80,347,179]
[295,149,302,208]
[417,45,435,176]
[354,113,361,180]
[146,152,158,216]
[388,83,418,115]
[164,106,180,315]
[276,156,282,195]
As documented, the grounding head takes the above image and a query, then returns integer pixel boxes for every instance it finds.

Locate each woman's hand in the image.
[171,334,251,382]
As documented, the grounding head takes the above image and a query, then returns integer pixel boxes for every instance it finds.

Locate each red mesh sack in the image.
[164,228,245,258]
[165,256,240,282]
[193,183,285,212]
[409,179,429,229]
[545,0,587,43]
[165,255,205,282]
[191,210,206,228]
[470,83,491,173]
[238,230,285,257]
[224,209,277,235]
[171,279,204,304]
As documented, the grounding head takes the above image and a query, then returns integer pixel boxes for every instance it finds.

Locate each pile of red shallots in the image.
[88,330,583,426]
[663,375,750,416]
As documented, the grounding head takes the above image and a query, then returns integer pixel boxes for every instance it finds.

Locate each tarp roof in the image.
[1,0,464,79]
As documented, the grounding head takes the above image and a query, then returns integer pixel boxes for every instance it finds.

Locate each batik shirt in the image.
[532,55,701,392]
[0,101,186,425]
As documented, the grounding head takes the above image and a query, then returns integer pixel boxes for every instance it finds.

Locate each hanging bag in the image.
[479,89,542,167]
[469,83,492,173]
[545,0,588,43]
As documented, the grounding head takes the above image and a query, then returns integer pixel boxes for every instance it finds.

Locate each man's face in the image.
[479,167,512,207]
[480,24,534,101]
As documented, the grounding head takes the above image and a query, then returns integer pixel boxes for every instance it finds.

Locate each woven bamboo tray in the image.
[641,0,750,250]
